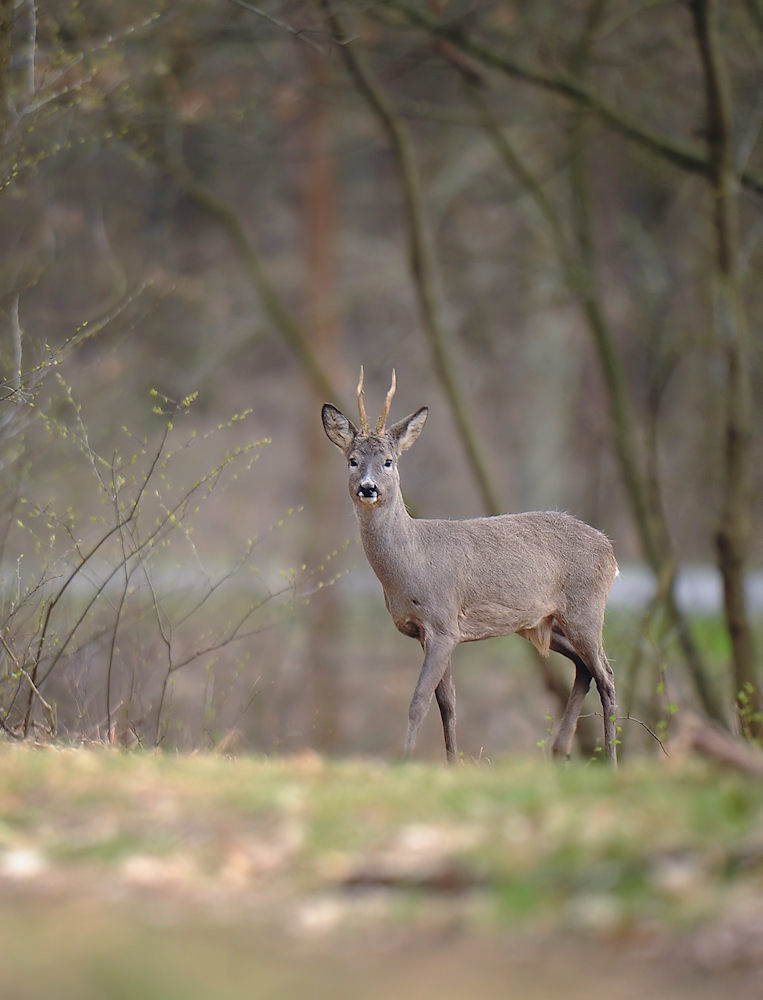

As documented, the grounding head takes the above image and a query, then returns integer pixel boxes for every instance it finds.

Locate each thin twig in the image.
[0,632,56,735]
[227,0,324,52]
[579,711,670,756]
[10,295,23,397]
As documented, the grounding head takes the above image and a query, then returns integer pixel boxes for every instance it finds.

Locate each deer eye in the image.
[348,457,358,468]
[384,458,393,468]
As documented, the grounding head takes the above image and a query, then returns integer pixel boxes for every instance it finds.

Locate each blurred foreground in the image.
[1,745,762,998]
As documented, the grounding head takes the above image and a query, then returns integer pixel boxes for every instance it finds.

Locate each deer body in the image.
[322,370,618,763]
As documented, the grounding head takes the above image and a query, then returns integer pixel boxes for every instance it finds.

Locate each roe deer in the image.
[322,369,619,764]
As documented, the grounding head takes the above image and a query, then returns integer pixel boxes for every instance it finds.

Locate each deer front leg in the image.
[404,635,454,760]
[435,664,458,764]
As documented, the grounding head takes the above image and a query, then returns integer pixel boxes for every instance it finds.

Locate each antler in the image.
[376,369,397,433]
[356,366,370,434]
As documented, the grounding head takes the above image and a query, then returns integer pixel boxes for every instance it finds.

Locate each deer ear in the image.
[389,406,428,454]
[322,404,358,453]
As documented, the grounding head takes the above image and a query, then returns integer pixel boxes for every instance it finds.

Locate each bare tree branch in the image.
[379,0,763,199]
[320,0,502,515]
[159,155,338,405]
[227,0,325,52]
[0,0,13,139]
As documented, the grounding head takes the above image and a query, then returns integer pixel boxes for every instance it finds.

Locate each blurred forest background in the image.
[0,0,761,759]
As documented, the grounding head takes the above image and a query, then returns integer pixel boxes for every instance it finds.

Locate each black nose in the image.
[357,483,378,498]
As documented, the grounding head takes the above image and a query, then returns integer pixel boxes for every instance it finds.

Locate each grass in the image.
[1,744,763,998]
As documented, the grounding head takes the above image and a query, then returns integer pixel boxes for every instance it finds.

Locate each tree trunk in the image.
[301,41,343,752]
[691,0,760,738]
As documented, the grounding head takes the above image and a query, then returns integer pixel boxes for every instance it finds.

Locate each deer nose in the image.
[357,480,378,500]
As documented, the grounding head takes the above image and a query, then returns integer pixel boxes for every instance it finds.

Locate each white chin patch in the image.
[357,493,379,505]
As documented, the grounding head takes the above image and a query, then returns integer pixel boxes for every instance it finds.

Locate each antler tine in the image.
[376,369,397,433]
[356,365,370,434]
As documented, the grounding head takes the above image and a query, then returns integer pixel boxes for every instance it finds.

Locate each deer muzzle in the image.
[357,480,379,504]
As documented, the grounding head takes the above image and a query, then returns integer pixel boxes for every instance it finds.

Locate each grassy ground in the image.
[1,745,762,998]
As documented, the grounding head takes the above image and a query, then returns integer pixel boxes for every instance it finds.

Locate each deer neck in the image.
[355,490,415,587]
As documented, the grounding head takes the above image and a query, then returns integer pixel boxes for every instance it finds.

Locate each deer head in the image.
[321,368,428,509]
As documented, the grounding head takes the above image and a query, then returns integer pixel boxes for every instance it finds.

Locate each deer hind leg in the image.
[404,635,455,761]
[550,627,593,759]
[435,664,458,764]
[596,647,618,763]
[558,622,618,764]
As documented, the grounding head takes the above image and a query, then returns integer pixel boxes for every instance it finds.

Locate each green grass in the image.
[1,745,762,998]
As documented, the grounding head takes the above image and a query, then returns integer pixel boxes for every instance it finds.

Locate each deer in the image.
[321,368,619,764]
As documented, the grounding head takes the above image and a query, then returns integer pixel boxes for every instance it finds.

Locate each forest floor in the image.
[1,744,763,999]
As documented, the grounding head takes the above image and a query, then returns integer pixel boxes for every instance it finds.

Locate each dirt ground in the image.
[2,746,763,998]
[3,891,762,1000]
